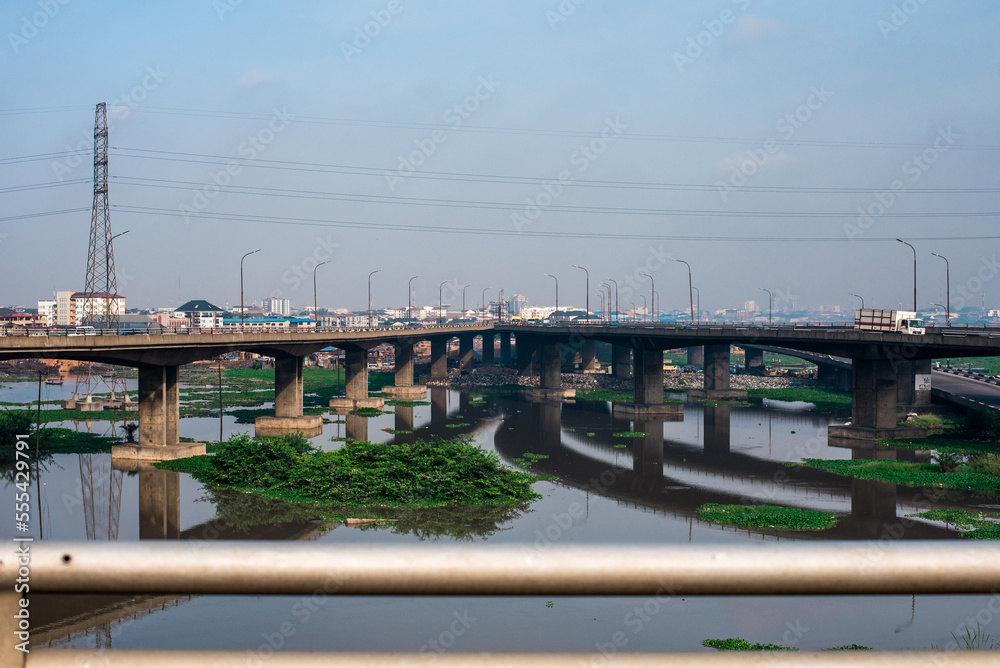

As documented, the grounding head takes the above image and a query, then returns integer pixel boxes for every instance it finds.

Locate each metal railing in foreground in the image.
[5,542,1000,666]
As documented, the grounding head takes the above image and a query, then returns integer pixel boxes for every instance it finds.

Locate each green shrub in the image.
[207,432,316,488]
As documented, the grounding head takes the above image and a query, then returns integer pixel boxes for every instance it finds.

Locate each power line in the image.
[109,175,1000,219]
[0,179,91,194]
[111,147,1000,195]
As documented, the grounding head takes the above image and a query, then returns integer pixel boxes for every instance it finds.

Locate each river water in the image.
[2,378,997,654]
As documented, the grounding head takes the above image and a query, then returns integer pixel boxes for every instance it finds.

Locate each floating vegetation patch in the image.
[586,432,596,437]
[445,422,472,428]
[159,433,540,507]
[697,503,837,531]
[612,443,628,449]
[800,459,1000,497]
[612,431,646,438]
[908,508,1000,540]
[349,407,385,417]
[385,400,430,407]
[384,428,413,435]
[703,638,797,651]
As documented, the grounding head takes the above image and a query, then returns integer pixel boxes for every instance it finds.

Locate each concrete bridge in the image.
[3,322,999,458]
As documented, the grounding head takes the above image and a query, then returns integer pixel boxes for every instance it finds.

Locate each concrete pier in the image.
[686,346,704,367]
[256,355,323,437]
[687,344,747,400]
[459,335,475,373]
[611,345,631,380]
[381,343,427,399]
[613,349,682,417]
[112,365,205,461]
[524,341,575,400]
[895,359,933,412]
[829,358,927,441]
[481,333,495,366]
[744,348,764,373]
[429,338,449,381]
[580,340,598,372]
[329,347,384,413]
[499,333,512,366]
[517,336,536,377]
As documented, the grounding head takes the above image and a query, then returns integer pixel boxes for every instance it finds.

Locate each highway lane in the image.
[933,370,1000,409]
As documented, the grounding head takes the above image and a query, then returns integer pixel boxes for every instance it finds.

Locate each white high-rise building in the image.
[37,300,56,326]
[262,297,291,315]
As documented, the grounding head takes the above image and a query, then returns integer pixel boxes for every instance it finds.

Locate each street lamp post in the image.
[653,291,659,323]
[692,287,700,323]
[497,289,504,322]
[481,287,491,322]
[313,260,330,327]
[629,301,637,322]
[671,259,694,324]
[931,252,950,325]
[240,248,262,329]
[600,283,612,323]
[849,293,865,311]
[897,239,917,311]
[639,271,654,324]
[462,284,471,320]
[368,269,381,328]
[572,265,589,322]
[106,229,130,329]
[640,295,647,321]
[545,274,558,321]
[439,280,448,323]
[759,287,773,325]
[598,292,605,322]
[931,302,948,324]
[606,279,618,323]
[408,275,420,323]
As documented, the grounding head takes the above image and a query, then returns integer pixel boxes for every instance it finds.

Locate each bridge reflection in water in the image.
[35,391,973,649]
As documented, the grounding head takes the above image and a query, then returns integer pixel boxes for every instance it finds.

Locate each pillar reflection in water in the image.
[632,419,664,480]
[394,405,415,432]
[139,468,180,540]
[703,405,731,455]
[345,413,369,442]
[538,402,562,450]
[849,445,898,537]
[431,387,448,430]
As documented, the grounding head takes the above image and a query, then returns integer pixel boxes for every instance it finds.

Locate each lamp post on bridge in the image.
[545,274,558,322]
[629,301,637,322]
[600,283,612,323]
[462,284,471,320]
[932,302,948,325]
[439,280,448,324]
[481,287,491,322]
[408,275,420,324]
[896,238,917,312]
[640,295,647,321]
[313,260,329,328]
[367,269,381,328]
[572,265,589,322]
[598,292,605,322]
[931,252,950,326]
[671,258,694,324]
[606,279,618,323]
[759,287,773,325]
[692,287,700,324]
[849,293,865,311]
[640,271,654,324]
[240,248,261,330]
[653,290,659,324]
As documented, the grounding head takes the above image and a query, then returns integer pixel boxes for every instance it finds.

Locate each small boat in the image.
[44,376,64,385]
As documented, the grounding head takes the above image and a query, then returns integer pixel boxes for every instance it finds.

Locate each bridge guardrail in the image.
[6,541,1000,666]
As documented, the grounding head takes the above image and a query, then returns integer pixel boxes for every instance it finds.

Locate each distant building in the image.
[743,300,758,313]
[37,300,56,326]
[262,297,291,316]
[176,299,225,329]
[222,317,316,331]
[0,308,42,328]
[73,291,126,326]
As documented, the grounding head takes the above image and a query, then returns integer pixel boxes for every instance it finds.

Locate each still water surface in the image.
[2,380,996,653]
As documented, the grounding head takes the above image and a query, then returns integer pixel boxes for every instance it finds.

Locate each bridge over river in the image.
[2,322,999,460]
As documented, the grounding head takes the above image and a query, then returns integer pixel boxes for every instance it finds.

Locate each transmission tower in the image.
[82,102,121,330]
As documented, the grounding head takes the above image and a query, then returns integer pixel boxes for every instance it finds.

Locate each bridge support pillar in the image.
[818,363,852,391]
[688,344,746,399]
[330,347,384,413]
[614,349,681,417]
[459,335,475,373]
[687,346,704,368]
[257,355,323,437]
[612,345,631,380]
[744,347,764,373]
[829,359,928,441]
[429,338,449,380]
[382,342,428,399]
[524,341,575,400]
[580,340,598,372]
[516,336,536,377]
[112,365,205,461]
[500,333,512,365]
[482,333,495,366]
[896,359,933,413]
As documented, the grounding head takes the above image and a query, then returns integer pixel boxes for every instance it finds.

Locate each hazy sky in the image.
[2,1,998,315]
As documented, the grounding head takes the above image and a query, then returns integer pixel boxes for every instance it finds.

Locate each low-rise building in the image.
[176,299,225,329]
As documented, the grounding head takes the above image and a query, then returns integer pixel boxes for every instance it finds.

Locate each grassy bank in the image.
[799,458,1000,497]
[908,509,1000,540]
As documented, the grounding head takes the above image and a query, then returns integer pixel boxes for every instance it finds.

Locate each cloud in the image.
[731,14,786,44]
[235,70,276,89]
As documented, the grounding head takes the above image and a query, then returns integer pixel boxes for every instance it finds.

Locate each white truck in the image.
[854,309,925,335]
